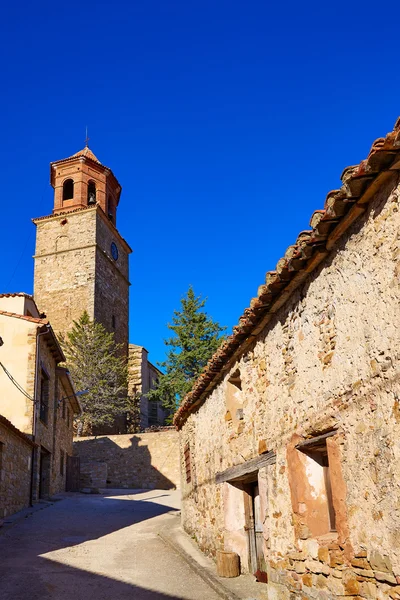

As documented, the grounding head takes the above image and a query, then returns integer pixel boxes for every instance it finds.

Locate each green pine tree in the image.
[60,311,129,435]
[147,286,226,416]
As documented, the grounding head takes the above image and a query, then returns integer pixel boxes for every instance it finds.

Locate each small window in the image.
[67,407,70,428]
[87,180,96,204]
[39,370,49,424]
[225,368,243,426]
[295,432,337,536]
[63,179,74,201]
[62,398,66,419]
[60,450,65,476]
[184,443,191,484]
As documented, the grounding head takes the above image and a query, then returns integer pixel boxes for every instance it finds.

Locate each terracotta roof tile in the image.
[0,292,33,299]
[0,310,47,325]
[174,116,400,429]
[71,146,101,163]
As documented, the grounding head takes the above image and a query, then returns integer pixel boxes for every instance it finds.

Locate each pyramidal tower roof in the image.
[70,145,102,164]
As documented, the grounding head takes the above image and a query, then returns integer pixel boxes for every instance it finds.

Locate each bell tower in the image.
[33,146,132,355]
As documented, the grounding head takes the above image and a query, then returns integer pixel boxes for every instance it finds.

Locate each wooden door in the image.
[66,455,80,492]
[244,480,267,579]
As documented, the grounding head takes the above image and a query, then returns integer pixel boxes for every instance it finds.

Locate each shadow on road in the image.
[0,492,190,600]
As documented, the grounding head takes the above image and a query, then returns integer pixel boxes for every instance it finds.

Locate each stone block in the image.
[318,547,330,564]
[369,552,392,573]
[374,571,397,585]
[305,560,330,575]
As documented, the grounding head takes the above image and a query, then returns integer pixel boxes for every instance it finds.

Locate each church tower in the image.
[33,146,132,354]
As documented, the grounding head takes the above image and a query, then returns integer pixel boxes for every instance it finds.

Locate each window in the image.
[39,369,49,424]
[225,368,243,427]
[63,179,74,201]
[294,432,337,537]
[66,407,70,428]
[184,444,191,484]
[87,180,96,204]
[60,450,65,476]
[62,397,66,419]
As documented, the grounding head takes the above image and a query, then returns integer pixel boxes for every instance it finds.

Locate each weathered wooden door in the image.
[244,480,267,579]
[66,455,80,491]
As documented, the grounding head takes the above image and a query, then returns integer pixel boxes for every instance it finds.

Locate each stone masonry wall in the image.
[0,416,33,518]
[180,174,400,600]
[74,430,180,490]
[94,211,129,353]
[33,209,97,337]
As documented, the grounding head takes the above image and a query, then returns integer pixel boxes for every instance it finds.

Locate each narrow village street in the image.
[0,490,221,600]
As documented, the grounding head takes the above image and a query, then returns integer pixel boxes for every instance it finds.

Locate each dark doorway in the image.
[66,455,80,491]
[39,447,51,499]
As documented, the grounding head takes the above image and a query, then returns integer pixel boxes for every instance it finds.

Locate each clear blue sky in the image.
[1,1,399,366]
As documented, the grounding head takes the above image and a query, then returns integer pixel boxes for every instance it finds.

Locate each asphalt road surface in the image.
[0,489,221,600]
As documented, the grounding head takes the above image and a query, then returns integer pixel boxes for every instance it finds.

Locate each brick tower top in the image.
[50,146,122,225]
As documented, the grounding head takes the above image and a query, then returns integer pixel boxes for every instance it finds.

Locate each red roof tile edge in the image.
[174,117,400,429]
[0,292,34,299]
[0,310,48,325]
[0,414,37,447]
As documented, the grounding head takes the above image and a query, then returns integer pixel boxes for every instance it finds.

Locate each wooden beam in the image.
[215,451,276,484]
[296,430,337,450]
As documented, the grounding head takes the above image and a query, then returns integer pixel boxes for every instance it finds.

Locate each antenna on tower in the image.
[85,126,89,147]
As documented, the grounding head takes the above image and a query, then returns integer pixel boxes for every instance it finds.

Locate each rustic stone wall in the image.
[180,174,400,600]
[74,430,180,489]
[0,416,33,518]
[80,461,108,489]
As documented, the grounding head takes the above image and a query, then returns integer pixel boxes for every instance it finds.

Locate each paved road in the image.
[0,490,220,600]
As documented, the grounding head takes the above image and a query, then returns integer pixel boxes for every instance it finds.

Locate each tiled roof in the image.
[0,414,37,447]
[50,145,107,170]
[174,117,400,429]
[0,310,47,325]
[71,146,101,163]
[0,293,33,299]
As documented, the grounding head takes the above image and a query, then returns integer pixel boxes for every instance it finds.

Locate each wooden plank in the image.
[296,430,337,450]
[215,451,276,484]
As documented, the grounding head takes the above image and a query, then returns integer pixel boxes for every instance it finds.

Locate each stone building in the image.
[128,344,171,428]
[175,119,400,600]
[0,293,81,506]
[0,414,35,518]
[32,145,132,353]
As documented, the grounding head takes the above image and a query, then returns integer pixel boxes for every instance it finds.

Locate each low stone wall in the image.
[80,461,108,489]
[0,415,34,518]
[74,430,180,490]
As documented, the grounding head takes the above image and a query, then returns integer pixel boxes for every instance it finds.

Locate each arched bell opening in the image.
[62,179,74,201]
[87,180,97,205]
